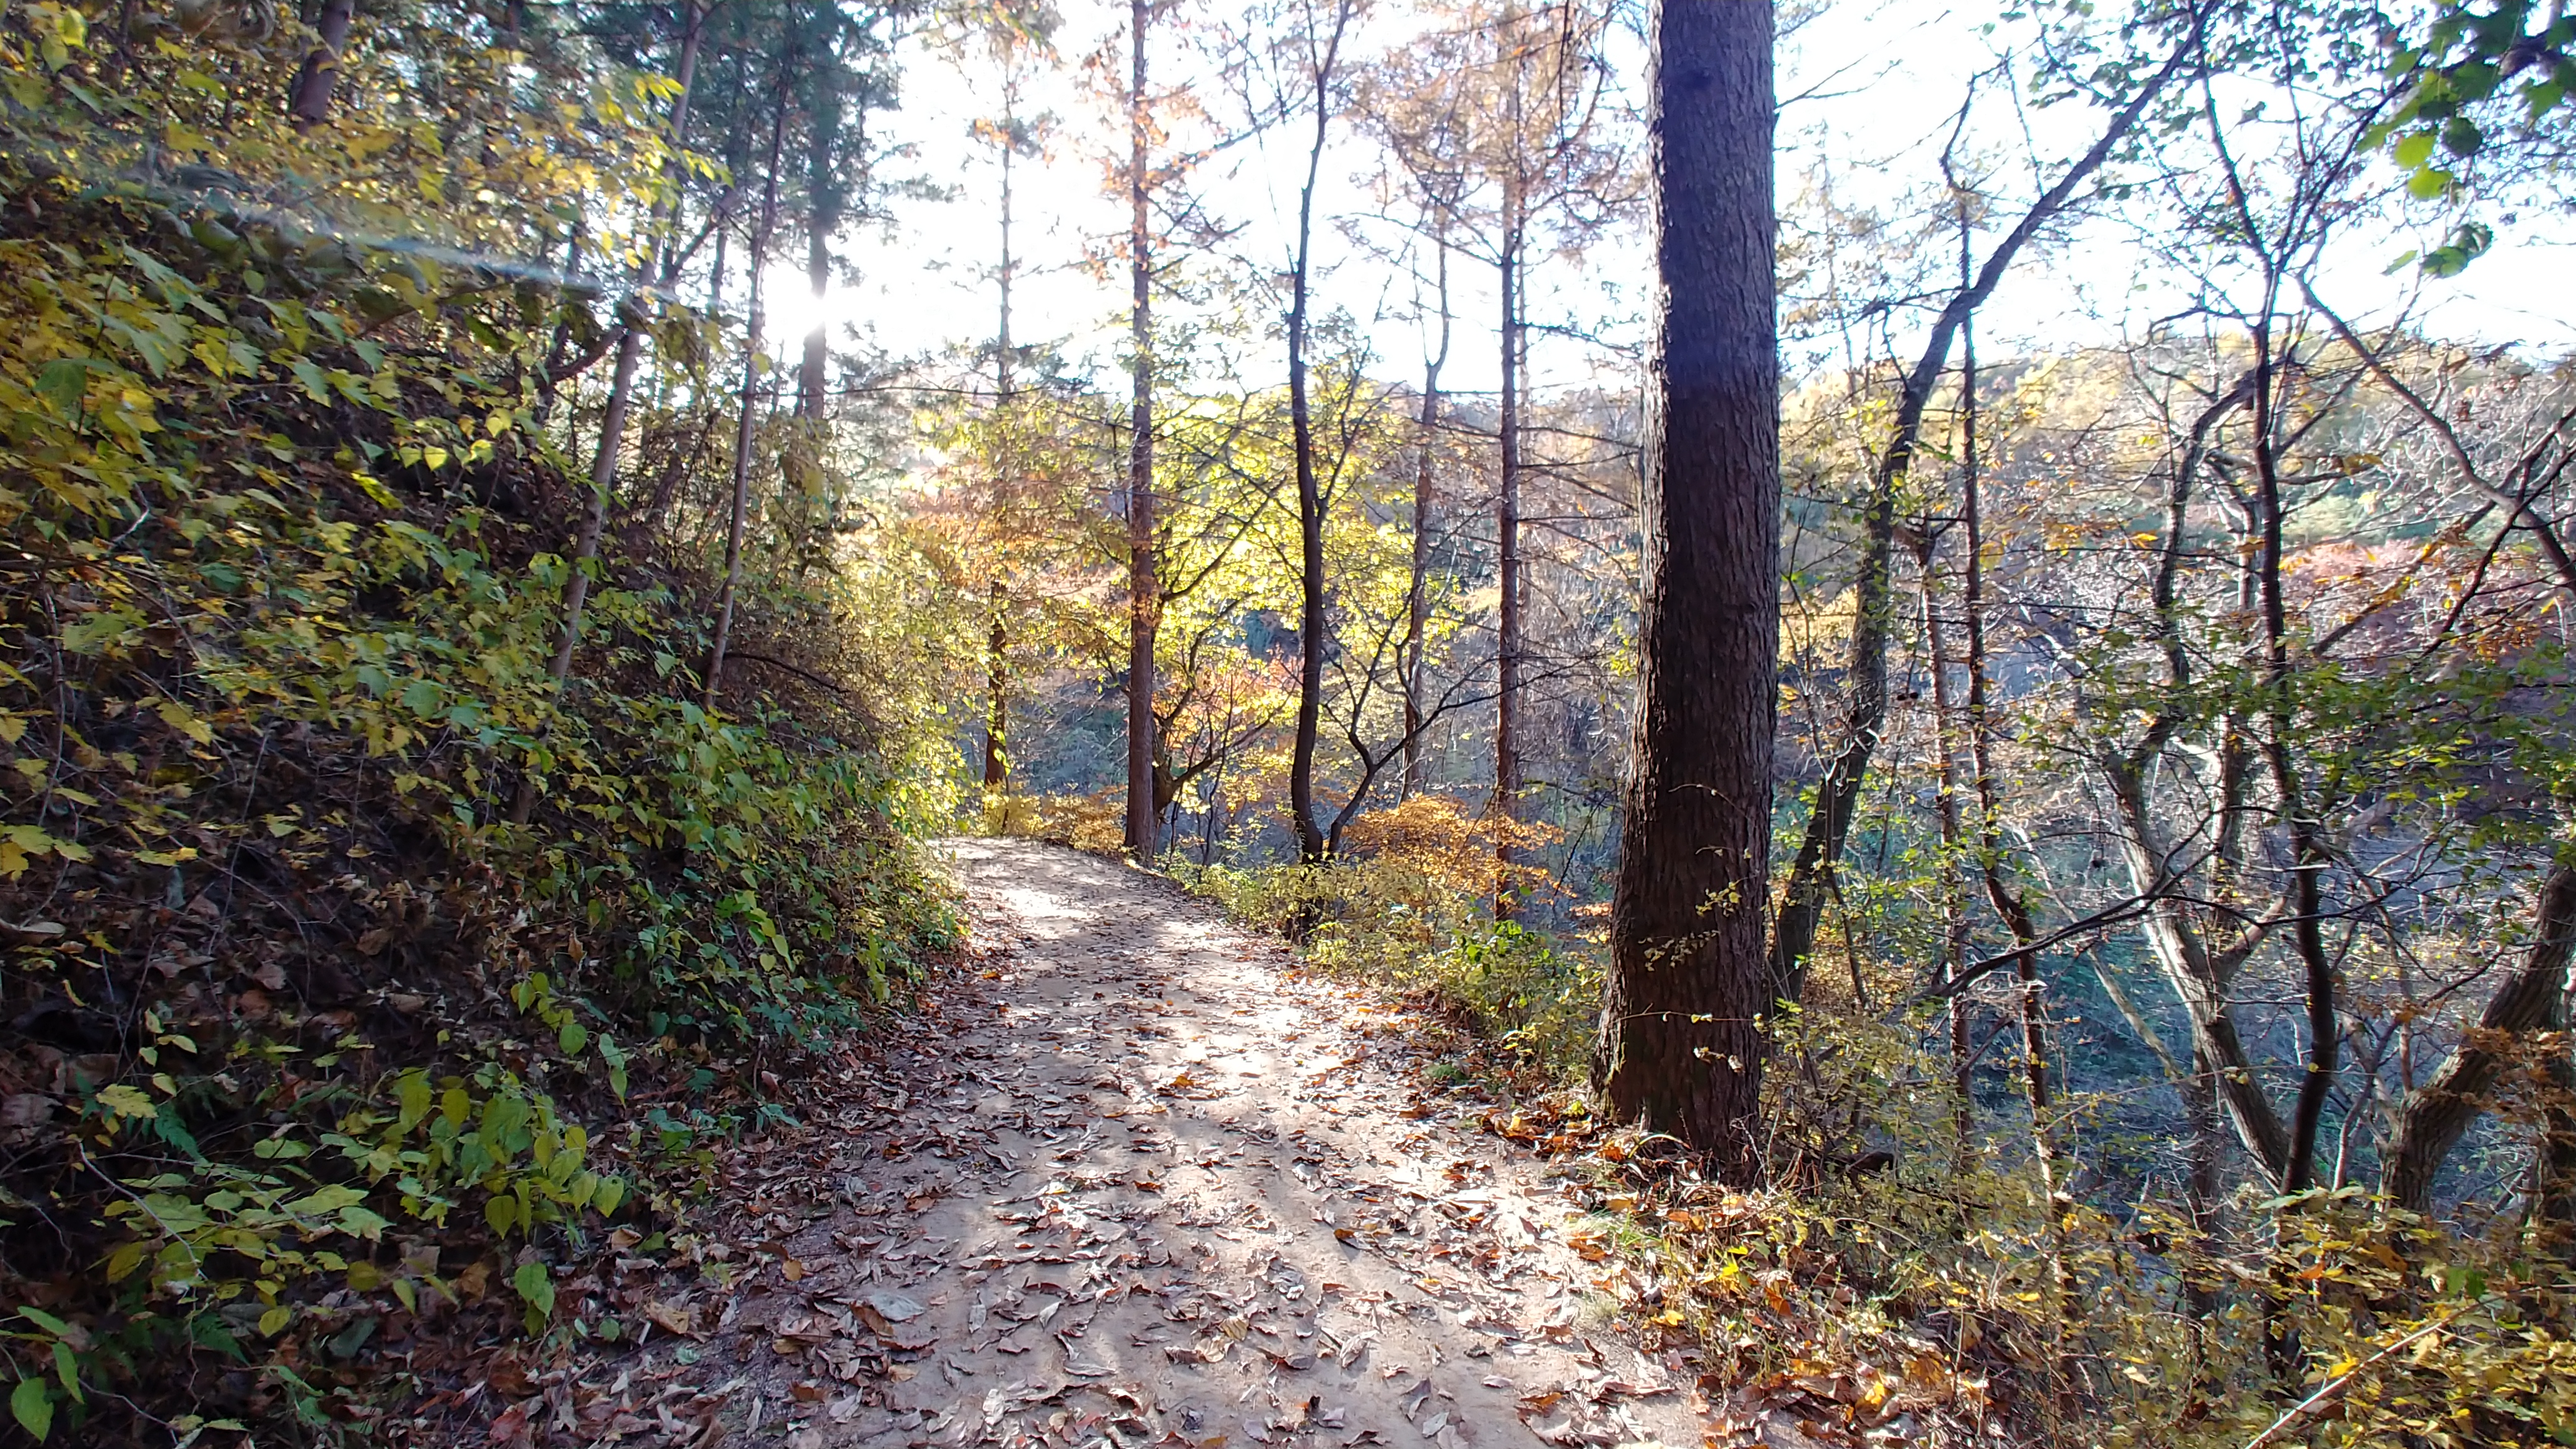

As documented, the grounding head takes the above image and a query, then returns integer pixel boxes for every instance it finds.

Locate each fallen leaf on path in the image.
[485,1403,531,1448]
[860,1289,926,1321]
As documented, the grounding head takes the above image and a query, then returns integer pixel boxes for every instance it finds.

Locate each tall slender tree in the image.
[1403,221,1452,799]
[1598,0,1778,1179]
[1765,39,2193,1003]
[1285,0,1360,864]
[705,60,794,711]
[1123,0,1162,859]
[1491,3,1526,905]
[513,1,705,825]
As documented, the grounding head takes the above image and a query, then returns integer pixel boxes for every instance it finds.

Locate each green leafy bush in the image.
[0,4,957,1440]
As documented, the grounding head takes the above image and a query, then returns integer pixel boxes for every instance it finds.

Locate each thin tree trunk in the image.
[534,222,586,426]
[1123,0,1160,861]
[1917,537,1974,1162]
[1287,0,1355,865]
[1403,232,1451,801]
[703,74,791,713]
[2183,1047,2224,1320]
[288,0,355,128]
[997,110,1016,400]
[984,585,1008,790]
[1598,0,1777,1183]
[983,98,1018,800]
[2249,295,2332,1383]
[1958,305,2073,1409]
[1493,201,1523,910]
[1490,0,1527,913]
[511,2,703,824]
[2242,308,2338,1196]
[1767,43,2193,1002]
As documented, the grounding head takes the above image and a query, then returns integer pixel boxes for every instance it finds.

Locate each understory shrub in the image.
[0,8,956,1442]
[1543,1003,2576,1447]
[1177,796,1598,1076]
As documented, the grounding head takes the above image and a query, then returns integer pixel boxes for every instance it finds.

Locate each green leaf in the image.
[396,1071,432,1134]
[12,1377,51,1441]
[289,1185,367,1215]
[511,1262,555,1320]
[336,1206,392,1239]
[32,359,89,418]
[2392,129,2435,169]
[151,1103,204,1160]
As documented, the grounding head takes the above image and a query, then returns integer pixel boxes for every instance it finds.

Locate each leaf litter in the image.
[500,840,1707,1449]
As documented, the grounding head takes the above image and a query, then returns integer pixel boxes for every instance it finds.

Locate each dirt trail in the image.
[580,840,1704,1449]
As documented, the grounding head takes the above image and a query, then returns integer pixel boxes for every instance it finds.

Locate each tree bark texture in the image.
[2383,861,2576,1209]
[288,0,355,128]
[1599,0,1778,1183]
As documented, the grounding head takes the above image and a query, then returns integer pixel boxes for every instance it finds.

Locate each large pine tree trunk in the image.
[1123,0,1160,860]
[800,97,844,421]
[1598,0,1777,1181]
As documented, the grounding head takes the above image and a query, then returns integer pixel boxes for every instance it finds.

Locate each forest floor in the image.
[514,838,1708,1449]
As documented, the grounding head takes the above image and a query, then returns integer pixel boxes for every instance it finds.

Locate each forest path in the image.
[645,838,1704,1449]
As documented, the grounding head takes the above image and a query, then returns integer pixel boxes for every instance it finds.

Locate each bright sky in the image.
[761,0,2575,404]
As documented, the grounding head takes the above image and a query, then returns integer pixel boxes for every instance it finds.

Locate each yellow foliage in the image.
[985,790,1128,857]
[1338,794,1562,905]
